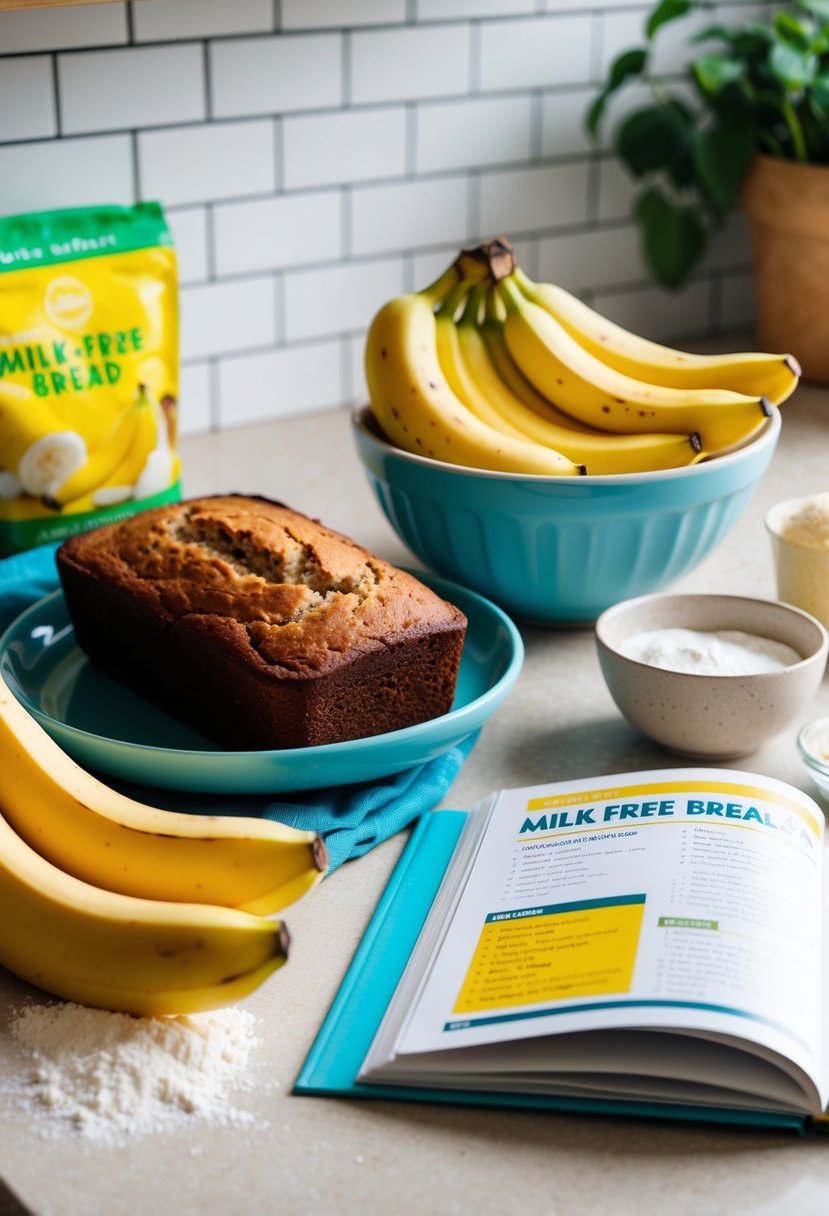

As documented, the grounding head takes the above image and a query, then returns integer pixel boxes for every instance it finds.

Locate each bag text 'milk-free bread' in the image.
[0,203,181,556]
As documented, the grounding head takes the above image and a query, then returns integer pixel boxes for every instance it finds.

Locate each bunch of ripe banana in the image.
[364,239,800,476]
[0,671,327,1016]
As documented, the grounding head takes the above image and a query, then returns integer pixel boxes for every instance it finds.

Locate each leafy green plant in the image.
[589,0,829,288]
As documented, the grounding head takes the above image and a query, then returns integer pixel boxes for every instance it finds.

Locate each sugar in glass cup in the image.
[766,494,829,631]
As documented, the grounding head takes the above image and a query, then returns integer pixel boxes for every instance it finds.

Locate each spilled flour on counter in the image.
[3,1001,265,1146]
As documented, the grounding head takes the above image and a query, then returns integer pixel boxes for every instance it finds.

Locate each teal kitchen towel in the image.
[0,542,477,870]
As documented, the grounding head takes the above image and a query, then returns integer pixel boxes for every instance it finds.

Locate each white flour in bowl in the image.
[2,1001,265,1147]
[619,627,801,676]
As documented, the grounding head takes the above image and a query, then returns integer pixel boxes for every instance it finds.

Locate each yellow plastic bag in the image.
[0,202,181,555]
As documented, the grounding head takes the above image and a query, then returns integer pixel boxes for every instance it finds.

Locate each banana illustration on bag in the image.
[0,395,86,499]
[0,797,290,1015]
[46,384,164,511]
[17,431,88,498]
[513,268,800,406]
[42,404,140,510]
[90,387,160,506]
[0,401,87,500]
[0,671,327,915]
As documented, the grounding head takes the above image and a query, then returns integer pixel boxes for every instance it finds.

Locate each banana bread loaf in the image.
[56,494,467,750]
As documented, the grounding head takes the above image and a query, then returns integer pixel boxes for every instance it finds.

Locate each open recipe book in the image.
[295,769,829,1133]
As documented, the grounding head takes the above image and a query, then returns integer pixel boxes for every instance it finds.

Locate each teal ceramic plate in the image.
[0,572,523,794]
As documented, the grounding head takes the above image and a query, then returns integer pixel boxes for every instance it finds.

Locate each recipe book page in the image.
[363,770,827,1108]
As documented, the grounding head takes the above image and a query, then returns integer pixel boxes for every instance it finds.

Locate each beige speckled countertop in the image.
[3,384,829,1216]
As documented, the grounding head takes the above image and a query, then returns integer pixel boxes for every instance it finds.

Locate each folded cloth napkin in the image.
[0,541,477,871]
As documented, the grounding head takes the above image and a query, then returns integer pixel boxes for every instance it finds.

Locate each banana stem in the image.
[497,277,522,314]
[419,264,464,307]
[459,283,486,327]
[455,238,516,283]
[484,285,507,324]
[436,279,471,319]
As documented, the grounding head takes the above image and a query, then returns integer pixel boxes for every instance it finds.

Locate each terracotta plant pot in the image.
[741,155,829,382]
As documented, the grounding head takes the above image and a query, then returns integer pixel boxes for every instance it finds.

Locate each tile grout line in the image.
[49,53,63,139]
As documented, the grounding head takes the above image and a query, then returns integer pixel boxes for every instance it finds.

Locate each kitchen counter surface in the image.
[3,384,829,1216]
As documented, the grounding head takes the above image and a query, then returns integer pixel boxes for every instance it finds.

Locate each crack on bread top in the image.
[127,504,382,628]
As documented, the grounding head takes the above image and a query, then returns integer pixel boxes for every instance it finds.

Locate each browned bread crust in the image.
[56,494,467,750]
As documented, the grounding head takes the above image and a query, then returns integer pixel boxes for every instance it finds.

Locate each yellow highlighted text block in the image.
[453,901,645,1015]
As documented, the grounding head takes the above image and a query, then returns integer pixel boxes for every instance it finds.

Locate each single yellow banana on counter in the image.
[434,287,585,474]
[513,268,800,405]
[497,277,774,453]
[0,798,289,1015]
[457,288,705,474]
[365,273,586,476]
[0,672,327,914]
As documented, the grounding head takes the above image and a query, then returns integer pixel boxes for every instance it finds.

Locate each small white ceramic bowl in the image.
[595,593,828,760]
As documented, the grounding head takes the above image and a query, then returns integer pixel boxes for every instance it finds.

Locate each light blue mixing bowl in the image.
[352,405,782,625]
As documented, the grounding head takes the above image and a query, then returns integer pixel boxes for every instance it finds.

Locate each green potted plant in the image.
[590,0,829,379]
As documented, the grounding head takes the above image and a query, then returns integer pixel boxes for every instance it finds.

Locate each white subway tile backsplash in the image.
[479,15,594,93]
[133,0,273,43]
[649,4,717,76]
[600,5,713,78]
[597,156,637,223]
[597,10,646,78]
[218,341,341,426]
[592,279,712,343]
[416,95,532,173]
[545,0,643,7]
[138,120,276,206]
[540,88,594,158]
[418,1,534,17]
[0,4,127,54]
[178,361,213,437]
[210,34,342,119]
[537,224,645,294]
[480,162,590,237]
[213,191,342,276]
[166,207,210,284]
[411,247,467,293]
[348,333,369,406]
[351,25,471,105]
[352,175,470,256]
[281,0,406,28]
[0,57,56,143]
[284,258,406,341]
[0,135,134,216]
[180,277,277,361]
[283,108,406,189]
[0,1,740,431]
[59,44,205,135]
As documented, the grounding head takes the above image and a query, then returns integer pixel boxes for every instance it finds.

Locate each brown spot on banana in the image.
[277,923,291,958]
[313,836,328,873]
